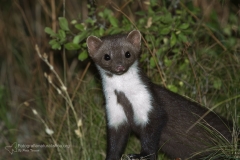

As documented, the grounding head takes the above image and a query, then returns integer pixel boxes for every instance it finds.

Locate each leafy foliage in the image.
[45,0,239,96]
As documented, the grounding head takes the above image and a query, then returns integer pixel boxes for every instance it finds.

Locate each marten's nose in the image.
[116,65,125,72]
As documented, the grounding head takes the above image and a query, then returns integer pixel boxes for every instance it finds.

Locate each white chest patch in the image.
[97,62,153,129]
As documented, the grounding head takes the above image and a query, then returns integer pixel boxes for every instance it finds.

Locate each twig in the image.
[187,94,240,133]
[60,0,71,157]
[38,0,52,17]
[184,50,202,102]
[71,62,91,101]
[14,2,35,45]
[32,109,63,160]
[35,44,82,138]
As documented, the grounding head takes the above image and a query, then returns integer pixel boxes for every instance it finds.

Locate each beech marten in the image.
[86,30,233,160]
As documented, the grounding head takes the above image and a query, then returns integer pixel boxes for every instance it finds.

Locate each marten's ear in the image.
[127,30,141,48]
[86,36,103,57]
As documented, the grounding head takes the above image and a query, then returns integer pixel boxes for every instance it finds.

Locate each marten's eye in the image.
[125,51,131,58]
[104,54,111,61]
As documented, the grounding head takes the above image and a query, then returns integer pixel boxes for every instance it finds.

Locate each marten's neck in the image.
[97,61,153,129]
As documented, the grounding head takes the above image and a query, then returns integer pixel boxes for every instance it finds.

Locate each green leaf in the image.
[150,0,158,7]
[154,38,161,47]
[82,42,87,48]
[44,27,56,37]
[99,27,104,36]
[167,84,178,93]
[172,48,180,54]
[85,17,96,26]
[164,57,172,67]
[159,28,171,35]
[78,51,88,61]
[64,42,81,50]
[163,37,169,45]
[58,17,69,31]
[98,12,104,18]
[59,38,66,44]
[178,33,188,42]
[140,53,148,62]
[145,34,153,43]
[160,13,172,24]
[179,23,189,30]
[49,40,61,50]
[52,43,61,50]
[58,29,66,39]
[73,35,82,44]
[75,24,85,31]
[170,33,177,47]
[103,9,112,17]
[213,78,222,90]
[138,18,146,25]
[71,19,77,24]
[73,31,88,44]
[156,49,163,57]
[49,39,57,45]
[152,16,162,23]
[109,16,118,27]
[179,62,187,71]
[150,57,156,68]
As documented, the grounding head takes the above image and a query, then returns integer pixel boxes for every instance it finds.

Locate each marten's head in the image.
[87,30,141,76]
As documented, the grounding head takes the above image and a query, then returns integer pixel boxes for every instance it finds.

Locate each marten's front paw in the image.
[124,153,156,160]
[127,154,147,160]
[125,154,142,160]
